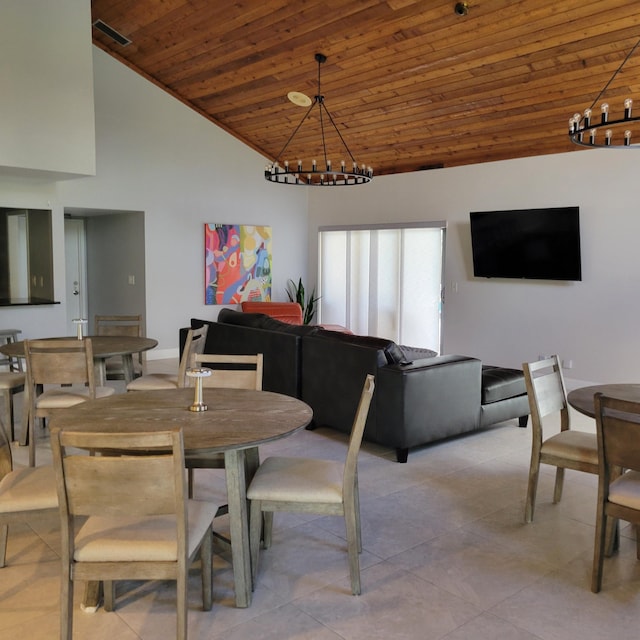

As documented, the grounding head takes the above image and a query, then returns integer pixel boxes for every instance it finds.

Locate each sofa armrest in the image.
[376,355,482,450]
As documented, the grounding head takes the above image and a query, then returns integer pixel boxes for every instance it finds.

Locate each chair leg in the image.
[0,524,8,568]
[28,413,36,468]
[249,500,263,584]
[605,517,619,557]
[60,563,73,640]
[591,508,607,593]
[524,455,541,523]
[187,468,195,499]
[262,511,274,549]
[344,503,362,596]
[552,466,565,504]
[176,569,187,640]
[201,527,213,611]
[1,389,13,441]
[103,581,115,612]
[354,476,362,553]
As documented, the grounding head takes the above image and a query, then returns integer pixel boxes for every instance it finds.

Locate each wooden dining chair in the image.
[51,427,218,640]
[24,338,116,467]
[591,393,640,592]
[0,415,58,568]
[0,371,26,441]
[247,374,375,596]
[95,314,144,380]
[185,353,264,499]
[523,355,599,523]
[126,325,208,391]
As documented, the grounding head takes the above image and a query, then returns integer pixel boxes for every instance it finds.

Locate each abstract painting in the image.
[204,224,272,304]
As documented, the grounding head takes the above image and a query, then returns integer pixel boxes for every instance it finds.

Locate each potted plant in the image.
[286,278,320,325]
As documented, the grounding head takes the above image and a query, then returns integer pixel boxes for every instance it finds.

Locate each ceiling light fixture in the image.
[264,53,373,186]
[569,36,640,148]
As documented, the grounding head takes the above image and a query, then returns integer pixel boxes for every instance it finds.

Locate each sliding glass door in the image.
[318,222,445,352]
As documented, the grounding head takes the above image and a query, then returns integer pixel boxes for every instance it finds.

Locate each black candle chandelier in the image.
[264,53,373,186]
[568,36,640,148]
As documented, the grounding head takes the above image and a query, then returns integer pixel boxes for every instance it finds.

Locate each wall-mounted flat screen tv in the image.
[469,207,582,281]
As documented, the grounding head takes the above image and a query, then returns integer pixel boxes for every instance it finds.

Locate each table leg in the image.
[224,447,252,608]
[121,354,134,384]
[94,359,106,387]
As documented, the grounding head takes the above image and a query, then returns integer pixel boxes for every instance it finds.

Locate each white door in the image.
[64,218,88,335]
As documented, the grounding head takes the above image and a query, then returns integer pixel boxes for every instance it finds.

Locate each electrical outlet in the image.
[128,275,135,285]
[563,359,573,369]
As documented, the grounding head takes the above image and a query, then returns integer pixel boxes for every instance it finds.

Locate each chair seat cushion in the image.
[247,456,343,504]
[0,372,26,389]
[541,430,598,465]
[36,386,116,409]
[610,470,640,510]
[482,366,527,403]
[126,373,179,391]
[0,465,58,512]
[74,499,218,562]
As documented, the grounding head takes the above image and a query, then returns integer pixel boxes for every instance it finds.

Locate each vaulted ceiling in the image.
[90,0,640,177]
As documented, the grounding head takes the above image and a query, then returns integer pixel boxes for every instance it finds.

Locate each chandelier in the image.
[264,53,373,186]
[568,36,640,148]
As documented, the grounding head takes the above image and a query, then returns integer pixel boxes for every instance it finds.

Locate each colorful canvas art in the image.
[205,224,272,305]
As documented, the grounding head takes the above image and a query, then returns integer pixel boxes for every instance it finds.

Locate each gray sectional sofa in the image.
[180,309,529,462]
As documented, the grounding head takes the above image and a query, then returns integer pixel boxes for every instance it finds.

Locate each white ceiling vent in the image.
[92,19,131,46]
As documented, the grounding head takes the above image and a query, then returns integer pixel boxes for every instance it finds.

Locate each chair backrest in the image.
[343,374,375,492]
[24,338,97,392]
[193,353,263,390]
[51,428,186,537]
[594,394,640,477]
[95,314,143,337]
[177,325,209,388]
[523,355,569,434]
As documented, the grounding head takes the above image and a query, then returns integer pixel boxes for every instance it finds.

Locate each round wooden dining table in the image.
[0,335,158,385]
[1,335,158,446]
[49,386,314,609]
[567,383,640,418]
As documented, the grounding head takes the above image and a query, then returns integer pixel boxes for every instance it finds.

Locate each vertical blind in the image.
[318,222,445,351]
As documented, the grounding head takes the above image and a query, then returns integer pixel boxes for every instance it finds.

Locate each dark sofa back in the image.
[181,310,317,398]
[301,330,395,440]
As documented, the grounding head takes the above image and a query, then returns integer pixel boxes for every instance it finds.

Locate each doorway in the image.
[64,208,146,337]
[64,217,88,333]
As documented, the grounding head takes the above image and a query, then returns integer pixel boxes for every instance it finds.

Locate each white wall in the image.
[0,47,309,357]
[308,149,640,384]
[0,0,95,178]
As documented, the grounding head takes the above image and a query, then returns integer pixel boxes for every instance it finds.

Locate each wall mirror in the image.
[0,207,56,305]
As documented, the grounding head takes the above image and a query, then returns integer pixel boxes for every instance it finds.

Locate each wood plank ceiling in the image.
[90,0,640,177]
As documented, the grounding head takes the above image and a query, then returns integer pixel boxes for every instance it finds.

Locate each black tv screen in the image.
[469,207,582,281]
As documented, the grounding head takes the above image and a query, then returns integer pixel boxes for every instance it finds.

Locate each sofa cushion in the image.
[258,316,319,337]
[213,309,319,337]
[314,329,408,366]
[397,345,438,364]
[241,301,303,324]
[481,365,526,404]
[215,309,266,328]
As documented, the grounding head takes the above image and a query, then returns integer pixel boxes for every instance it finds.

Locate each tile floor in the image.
[2,362,640,639]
